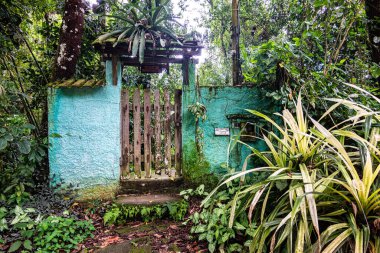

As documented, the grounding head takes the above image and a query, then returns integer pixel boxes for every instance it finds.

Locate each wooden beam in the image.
[100,47,201,57]
[95,40,203,52]
[104,56,199,65]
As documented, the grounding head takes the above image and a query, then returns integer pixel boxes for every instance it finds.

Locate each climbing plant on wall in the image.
[188,101,207,153]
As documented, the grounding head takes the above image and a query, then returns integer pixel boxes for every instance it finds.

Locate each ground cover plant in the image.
[0,181,94,252]
[0,204,95,252]
[103,199,189,224]
[193,90,380,252]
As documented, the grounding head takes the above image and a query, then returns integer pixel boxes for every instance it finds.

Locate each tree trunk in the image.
[40,0,85,186]
[232,0,242,86]
[52,0,85,80]
[365,0,380,85]
[365,0,380,64]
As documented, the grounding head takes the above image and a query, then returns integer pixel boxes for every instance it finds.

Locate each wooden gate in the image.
[120,88,182,180]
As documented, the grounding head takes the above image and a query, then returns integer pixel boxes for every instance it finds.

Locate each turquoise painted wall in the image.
[182,61,277,175]
[48,61,122,187]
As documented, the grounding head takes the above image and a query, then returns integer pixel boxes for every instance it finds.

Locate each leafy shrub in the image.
[190,183,256,253]
[103,200,189,225]
[0,115,46,206]
[180,184,209,200]
[34,216,95,253]
[1,206,41,252]
[197,92,380,252]
[1,205,95,253]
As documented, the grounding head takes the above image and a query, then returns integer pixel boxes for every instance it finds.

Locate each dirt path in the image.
[73,202,207,253]
[76,220,206,252]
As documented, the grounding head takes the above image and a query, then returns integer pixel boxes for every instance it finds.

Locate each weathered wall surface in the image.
[48,61,121,187]
[182,61,277,177]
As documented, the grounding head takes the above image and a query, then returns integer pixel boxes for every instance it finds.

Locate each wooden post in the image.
[121,89,130,179]
[133,90,142,178]
[112,54,118,86]
[232,0,242,86]
[183,57,190,86]
[144,89,152,178]
[154,90,162,175]
[164,91,172,173]
[174,90,182,176]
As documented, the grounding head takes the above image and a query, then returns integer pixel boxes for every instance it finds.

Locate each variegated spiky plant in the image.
[202,84,380,253]
[94,0,181,64]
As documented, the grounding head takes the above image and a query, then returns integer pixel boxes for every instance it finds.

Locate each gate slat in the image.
[154,90,162,176]
[164,91,172,174]
[133,90,142,178]
[144,89,152,178]
[174,90,182,176]
[121,90,130,179]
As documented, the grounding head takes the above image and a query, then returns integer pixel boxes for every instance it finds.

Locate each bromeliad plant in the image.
[200,90,380,252]
[95,0,181,63]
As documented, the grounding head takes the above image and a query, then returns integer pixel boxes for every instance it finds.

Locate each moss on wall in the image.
[75,183,119,202]
[182,141,219,189]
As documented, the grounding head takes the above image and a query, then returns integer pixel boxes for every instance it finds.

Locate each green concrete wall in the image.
[48,57,276,189]
[48,61,122,188]
[182,61,277,181]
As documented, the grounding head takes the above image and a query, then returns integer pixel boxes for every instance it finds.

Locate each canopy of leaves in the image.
[192,0,380,117]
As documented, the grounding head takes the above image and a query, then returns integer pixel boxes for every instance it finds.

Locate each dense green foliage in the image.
[103,199,189,224]
[1,204,94,253]
[190,183,256,252]
[34,216,95,252]
[0,0,103,196]
[0,1,101,251]
[195,92,380,252]
[196,0,379,115]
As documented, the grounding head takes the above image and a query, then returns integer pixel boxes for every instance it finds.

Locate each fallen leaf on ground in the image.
[153,233,163,238]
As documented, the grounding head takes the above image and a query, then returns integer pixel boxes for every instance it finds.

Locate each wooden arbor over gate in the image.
[94,39,202,180]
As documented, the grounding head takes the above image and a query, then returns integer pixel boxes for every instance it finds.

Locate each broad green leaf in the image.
[17,139,31,154]
[8,241,22,253]
[23,239,32,250]
[0,138,7,150]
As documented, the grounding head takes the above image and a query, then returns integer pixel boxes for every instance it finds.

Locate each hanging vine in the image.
[188,76,207,153]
